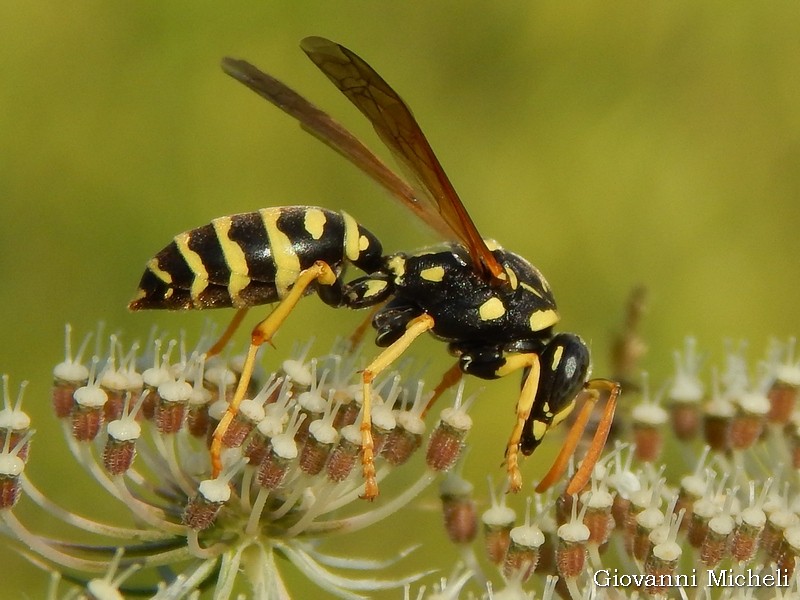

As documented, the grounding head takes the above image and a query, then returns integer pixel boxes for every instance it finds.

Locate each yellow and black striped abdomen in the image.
[129,206,382,311]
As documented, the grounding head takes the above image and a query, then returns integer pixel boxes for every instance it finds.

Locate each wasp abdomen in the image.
[129,206,382,311]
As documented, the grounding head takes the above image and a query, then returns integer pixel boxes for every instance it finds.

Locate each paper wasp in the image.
[130,37,619,499]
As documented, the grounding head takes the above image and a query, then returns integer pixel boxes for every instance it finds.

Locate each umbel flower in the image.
[2,324,476,598]
[3,311,800,599]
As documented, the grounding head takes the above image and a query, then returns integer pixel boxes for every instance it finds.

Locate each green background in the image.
[2,2,799,597]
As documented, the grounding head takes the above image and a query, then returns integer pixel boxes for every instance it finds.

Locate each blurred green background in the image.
[2,1,799,597]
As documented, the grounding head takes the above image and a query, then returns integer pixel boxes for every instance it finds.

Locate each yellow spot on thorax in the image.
[478,297,506,321]
[529,308,559,331]
[420,266,445,282]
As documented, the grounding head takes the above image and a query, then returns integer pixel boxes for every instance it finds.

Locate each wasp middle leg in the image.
[210,261,338,477]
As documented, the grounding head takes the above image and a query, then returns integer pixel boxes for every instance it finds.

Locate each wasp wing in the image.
[300,36,505,282]
[222,57,452,239]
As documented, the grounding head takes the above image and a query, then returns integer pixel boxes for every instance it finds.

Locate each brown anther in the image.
[633,424,663,463]
[243,433,271,467]
[670,401,701,440]
[426,408,471,473]
[382,413,424,466]
[183,482,229,531]
[584,506,614,547]
[71,405,104,442]
[155,401,186,435]
[299,435,333,476]
[699,513,734,567]
[51,381,79,418]
[257,452,293,490]
[503,528,544,582]
[326,431,360,483]
[186,404,211,438]
[481,488,516,565]
[440,475,477,546]
[643,549,678,596]
[102,390,126,423]
[730,519,762,563]
[103,438,137,476]
[767,381,797,425]
[556,538,587,580]
[729,393,768,450]
[777,525,800,577]
[703,414,732,453]
[556,500,590,579]
[140,391,159,420]
[332,393,359,430]
[611,495,630,531]
[762,509,798,562]
[220,408,259,448]
[555,492,575,527]
[0,473,22,510]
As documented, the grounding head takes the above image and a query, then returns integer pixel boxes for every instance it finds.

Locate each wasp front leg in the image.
[492,353,543,492]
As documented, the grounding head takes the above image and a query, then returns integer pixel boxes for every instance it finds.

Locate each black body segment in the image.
[129,206,383,311]
[519,333,592,455]
[371,244,559,354]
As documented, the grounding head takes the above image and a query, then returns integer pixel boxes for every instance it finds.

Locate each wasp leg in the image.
[421,361,463,418]
[360,313,435,499]
[210,261,338,477]
[535,378,620,494]
[494,353,542,493]
[207,307,250,358]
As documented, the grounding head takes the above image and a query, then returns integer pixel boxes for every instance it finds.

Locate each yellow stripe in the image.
[212,217,251,306]
[260,208,300,298]
[550,345,564,372]
[147,257,173,284]
[520,282,542,298]
[174,231,209,304]
[341,211,361,261]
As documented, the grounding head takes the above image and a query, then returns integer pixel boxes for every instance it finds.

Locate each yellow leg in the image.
[495,353,541,493]
[535,378,620,494]
[360,313,435,499]
[210,261,338,477]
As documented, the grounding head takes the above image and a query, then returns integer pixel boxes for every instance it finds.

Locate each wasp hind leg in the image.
[535,378,620,494]
[359,312,435,499]
[206,307,250,357]
[210,261,339,477]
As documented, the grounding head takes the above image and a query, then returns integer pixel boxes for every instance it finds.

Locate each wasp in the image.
[130,37,619,500]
